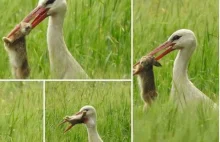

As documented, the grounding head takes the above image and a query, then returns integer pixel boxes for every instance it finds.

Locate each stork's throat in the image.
[173,50,191,81]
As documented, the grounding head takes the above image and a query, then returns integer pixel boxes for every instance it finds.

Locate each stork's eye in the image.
[46,0,55,5]
[172,35,181,41]
[84,109,89,111]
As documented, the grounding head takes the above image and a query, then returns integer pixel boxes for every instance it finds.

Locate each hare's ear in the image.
[153,60,162,67]
[2,37,12,44]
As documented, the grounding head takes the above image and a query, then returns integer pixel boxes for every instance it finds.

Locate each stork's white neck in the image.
[47,14,88,79]
[47,14,68,77]
[173,48,194,81]
[47,14,66,51]
[171,46,199,108]
[86,125,103,142]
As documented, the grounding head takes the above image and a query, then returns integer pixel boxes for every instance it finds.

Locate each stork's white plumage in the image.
[61,105,103,142]
[7,0,89,79]
[149,29,217,109]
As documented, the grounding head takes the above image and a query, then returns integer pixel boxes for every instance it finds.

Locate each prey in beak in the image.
[133,40,177,74]
[134,34,183,69]
[133,55,161,76]
[58,110,87,133]
[2,22,32,79]
[6,5,49,43]
[3,22,32,43]
[134,41,175,66]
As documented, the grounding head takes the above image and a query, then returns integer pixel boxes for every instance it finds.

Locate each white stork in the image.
[148,29,217,109]
[7,0,89,79]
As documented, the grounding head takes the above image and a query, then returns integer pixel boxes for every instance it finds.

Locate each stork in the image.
[59,105,103,142]
[6,0,89,79]
[141,29,217,109]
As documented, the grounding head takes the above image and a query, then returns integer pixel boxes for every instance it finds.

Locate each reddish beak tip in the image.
[133,61,140,68]
[133,64,143,75]
[64,125,73,133]
[58,120,67,127]
[133,70,139,76]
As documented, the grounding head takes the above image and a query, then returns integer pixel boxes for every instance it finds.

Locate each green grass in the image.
[134,0,218,141]
[0,82,43,142]
[45,82,131,142]
[134,100,218,142]
[0,0,130,79]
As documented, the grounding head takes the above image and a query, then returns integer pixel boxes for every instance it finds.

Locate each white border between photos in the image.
[43,81,46,142]
[131,0,134,141]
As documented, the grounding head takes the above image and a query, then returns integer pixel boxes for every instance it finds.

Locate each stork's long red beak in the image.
[148,41,176,61]
[7,5,49,40]
[133,41,176,71]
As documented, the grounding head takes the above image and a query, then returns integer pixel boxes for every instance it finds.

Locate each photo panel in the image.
[45,81,131,141]
[0,0,131,79]
[0,81,43,142]
[133,0,218,142]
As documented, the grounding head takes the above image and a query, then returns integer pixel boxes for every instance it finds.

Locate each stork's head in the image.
[38,0,67,16]
[7,0,67,41]
[149,29,197,60]
[59,105,97,133]
[79,105,97,127]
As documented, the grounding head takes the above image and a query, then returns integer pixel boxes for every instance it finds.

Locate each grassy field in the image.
[0,0,130,79]
[45,82,131,142]
[0,82,43,142]
[134,0,218,142]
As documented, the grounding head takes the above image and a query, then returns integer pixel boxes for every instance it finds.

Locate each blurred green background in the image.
[0,82,43,142]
